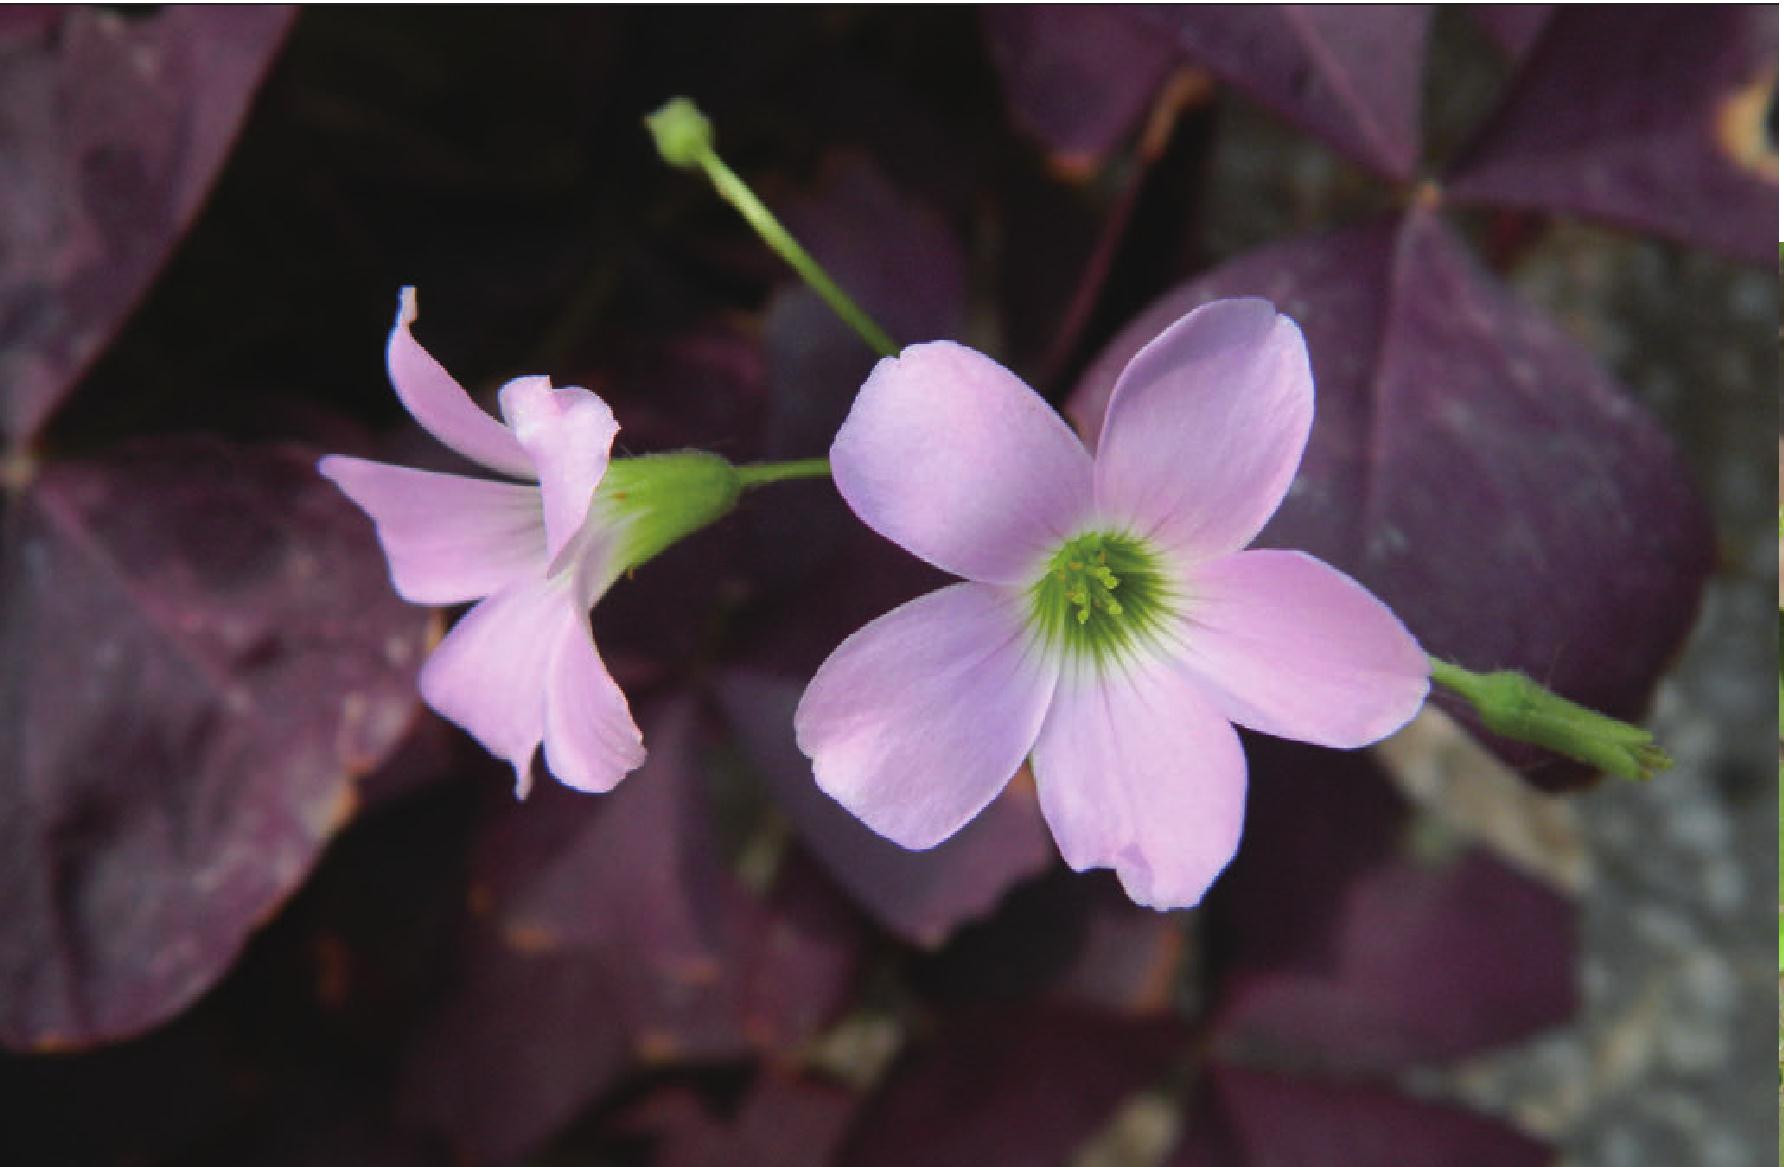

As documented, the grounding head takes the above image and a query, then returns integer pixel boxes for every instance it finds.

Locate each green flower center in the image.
[1028,530,1174,662]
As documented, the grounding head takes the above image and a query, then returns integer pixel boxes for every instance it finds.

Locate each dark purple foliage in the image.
[1208,740,1576,1068]
[0,7,1748,1163]
[0,437,427,1051]
[1170,1066,1552,1166]
[397,699,861,1162]
[613,1073,858,1167]
[1070,209,1714,788]
[0,7,294,451]
[1469,5,1553,61]
[1143,6,1432,181]
[911,867,1190,1014]
[984,6,1431,182]
[1448,6,1778,266]
[983,6,1179,171]
[837,1007,1186,1167]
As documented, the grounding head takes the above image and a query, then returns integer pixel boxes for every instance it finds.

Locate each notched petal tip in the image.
[1033,662,1247,912]
[497,377,621,564]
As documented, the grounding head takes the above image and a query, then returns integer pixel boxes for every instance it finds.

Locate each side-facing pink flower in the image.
[795,298,1430,910]
[319,288,645,797]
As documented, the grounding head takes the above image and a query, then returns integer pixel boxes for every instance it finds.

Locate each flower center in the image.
[1028,530,1173,662]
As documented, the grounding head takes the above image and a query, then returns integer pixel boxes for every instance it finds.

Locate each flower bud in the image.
[645,97,714,170]
[1432,661,1670,781]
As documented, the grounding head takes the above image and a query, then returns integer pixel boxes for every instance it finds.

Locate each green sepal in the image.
[595,451,740,575]
[1429,659,1670,781]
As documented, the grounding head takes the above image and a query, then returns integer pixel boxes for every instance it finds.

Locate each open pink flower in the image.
[795,298,1430,909]
[319,288,644,797]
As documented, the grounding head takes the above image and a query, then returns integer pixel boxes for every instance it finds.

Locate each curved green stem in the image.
[647,97,898,359]
[736,458,832,488]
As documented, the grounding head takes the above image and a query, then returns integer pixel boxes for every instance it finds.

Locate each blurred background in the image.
[0,7,1775,1165]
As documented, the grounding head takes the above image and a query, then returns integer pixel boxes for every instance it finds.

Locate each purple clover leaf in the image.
[0,7,295,452]
[0,436,428,1050]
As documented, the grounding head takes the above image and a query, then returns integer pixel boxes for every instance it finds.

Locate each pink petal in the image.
[317,455,545,604]
[557,518,624,610]
[497,376,620,563]
[387,287,535,479]
[832,342,1094,585]
[418,577,580,796]
[1171,549,1429,748]
[795,582,1060,849]
[542,613,645,794]
[1031,656,1247,910]
[1094,299,1313,561]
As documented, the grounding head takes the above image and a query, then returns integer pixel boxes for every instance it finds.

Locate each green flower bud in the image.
[645,97,715,170]
[1430,660,1670,781]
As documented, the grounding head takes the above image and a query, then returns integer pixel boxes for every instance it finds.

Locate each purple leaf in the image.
[1140,6,1432,181]
[982,6,1178,171]
[993,74,1211,395]
[584,318,770,463]
[913,869,1189,1014]
[1205,740,1576,1070]
[397,698,863,1162]
[395,924,630,1165]
[614,1073,859,1167]
[1447,6,1778,266]
[716,670,1055,948]
[0,436,428,1051]
[981,7,1430,182]
[0,7,296,450]
[1470,6,1552,61]
[1170,1066,1551,1166]
[839,1006,1185,1167]
[1070,209,1714,788]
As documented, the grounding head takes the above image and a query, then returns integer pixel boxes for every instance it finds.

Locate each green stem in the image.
[1427,655,1670,781]
[1427,658,1473,694]
[736,458,832,488]
[646,97,898,359]
[700,154,898,358]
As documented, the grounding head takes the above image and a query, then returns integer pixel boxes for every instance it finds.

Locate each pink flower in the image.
[794,299,1430,910]
[319,289,644,797]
